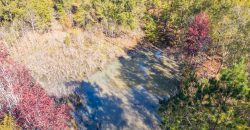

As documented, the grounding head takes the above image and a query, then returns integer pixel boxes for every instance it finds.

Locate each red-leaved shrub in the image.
[0,43,70,129]
[186,12,210,55]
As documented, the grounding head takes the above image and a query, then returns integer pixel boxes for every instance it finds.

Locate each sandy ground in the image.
[69,47,180,130]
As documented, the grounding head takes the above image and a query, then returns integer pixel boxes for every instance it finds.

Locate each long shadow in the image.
[70,81,126,130]
[125,85,161,129]
[65,45,181,129]
[119,45,180,97]
[67,80,162,130]
[116,45,181,128]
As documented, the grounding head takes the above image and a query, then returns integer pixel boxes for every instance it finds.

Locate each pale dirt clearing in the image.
[70,47,180,130]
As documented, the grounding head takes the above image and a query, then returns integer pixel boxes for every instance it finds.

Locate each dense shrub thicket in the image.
[53,0,146,30]
[144,0,250,65]
[0,0,53,30]
[0,0,148,31]
[158,1,250,129]
[160,59,249,129]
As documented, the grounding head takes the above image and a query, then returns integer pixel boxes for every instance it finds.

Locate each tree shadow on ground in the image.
[66,80,162,129]
[64,45,181,129]
[70,81,126,130]
[119,45,180,97]
[124,85,161,129]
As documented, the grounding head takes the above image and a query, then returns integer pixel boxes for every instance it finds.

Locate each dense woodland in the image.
[0,0,249,129]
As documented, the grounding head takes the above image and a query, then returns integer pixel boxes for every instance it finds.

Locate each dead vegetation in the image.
[1,20,143,97]
[195,55,222,79]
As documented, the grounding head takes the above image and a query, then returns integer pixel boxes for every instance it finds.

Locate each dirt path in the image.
[71,47,181,130]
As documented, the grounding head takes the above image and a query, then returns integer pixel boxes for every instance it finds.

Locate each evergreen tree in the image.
[0,0,53,30]
[160,59,250,129]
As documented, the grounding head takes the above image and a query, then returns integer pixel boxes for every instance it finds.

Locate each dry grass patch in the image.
[2,22,142,97]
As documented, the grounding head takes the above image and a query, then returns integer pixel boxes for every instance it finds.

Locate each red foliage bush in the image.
[12,68,71,129]
[186,12,210,55]
[0,44,71,129]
